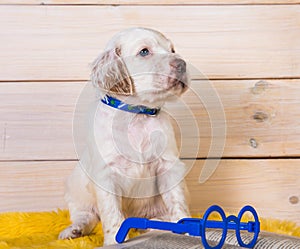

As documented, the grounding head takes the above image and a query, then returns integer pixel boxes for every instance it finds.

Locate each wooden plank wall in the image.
[0,1,299,224]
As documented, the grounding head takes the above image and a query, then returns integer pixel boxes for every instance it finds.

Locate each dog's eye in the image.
[139,48,150,57]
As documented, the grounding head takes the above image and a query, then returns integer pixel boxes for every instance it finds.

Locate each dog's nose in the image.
[170,58,186,73]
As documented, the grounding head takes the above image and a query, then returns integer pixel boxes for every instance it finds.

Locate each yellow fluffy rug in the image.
[0,210,299,249]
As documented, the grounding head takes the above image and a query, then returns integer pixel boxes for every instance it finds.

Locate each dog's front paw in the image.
[58,225,83,239]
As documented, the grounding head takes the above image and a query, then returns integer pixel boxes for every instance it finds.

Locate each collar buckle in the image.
[147,108,160,117]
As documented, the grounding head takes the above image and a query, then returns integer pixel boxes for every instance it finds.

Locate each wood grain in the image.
[0,82,84,160]
[177,79,300,158]
[1,80,300,160]
[0,159,299,225]
[1,0,300,4]
[186,159,300,224]
[0,161,74,212]
[0,5,299,80]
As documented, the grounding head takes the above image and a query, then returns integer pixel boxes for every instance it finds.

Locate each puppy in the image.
[59,27,191,245]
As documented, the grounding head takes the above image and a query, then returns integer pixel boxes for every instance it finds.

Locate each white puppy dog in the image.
[59,27,191,245]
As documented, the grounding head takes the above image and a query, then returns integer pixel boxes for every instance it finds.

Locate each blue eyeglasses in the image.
[116,205,260,249]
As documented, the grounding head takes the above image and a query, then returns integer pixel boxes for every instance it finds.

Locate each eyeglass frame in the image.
[115,205,260,249]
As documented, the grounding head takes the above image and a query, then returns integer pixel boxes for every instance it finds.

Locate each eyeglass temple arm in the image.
[115,217,201,243]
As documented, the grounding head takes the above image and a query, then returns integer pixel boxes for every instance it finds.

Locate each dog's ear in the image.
[91,48,135,95]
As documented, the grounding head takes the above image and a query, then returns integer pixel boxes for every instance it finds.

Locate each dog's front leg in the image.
[95,187,124,245]
[161,181,190,221]
[158,160,190,221]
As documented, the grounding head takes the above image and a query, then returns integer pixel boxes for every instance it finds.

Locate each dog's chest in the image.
[94,107,177,165]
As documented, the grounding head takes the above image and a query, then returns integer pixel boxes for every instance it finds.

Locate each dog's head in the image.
[91,27,190,105]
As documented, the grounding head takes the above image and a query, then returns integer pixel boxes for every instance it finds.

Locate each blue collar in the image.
[101,95,160,116]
